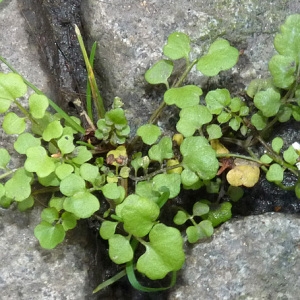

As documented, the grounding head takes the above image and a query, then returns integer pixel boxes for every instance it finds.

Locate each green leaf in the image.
[197,39,239,76]
[42,120,63,141]
[41,207,59,223]
[137,124,161,145]
[246,78,274,98]
[100,221,119,240]
[274,14,300,63]
[60,173,85,196]
[229,116,241,131]
[136,223,185,280]
[152,173,181,198]
[251,112,268,130]
[135,181,161,203]
[108,234,134,264]
[180,136,219,180]
[34,221,65,249]
[57,135,75,155]
[193,201,209,216]
[55,163,74,180]
[0,148,10,169]
[271,137,283,154]
[145,59,173,86]
[186,220,214,243]
[2,112,26,134]
[254,88,281,117]
[260,154,273,164]
[229,97,243,112]
[269,55,296,89]
[49,197,65,211]
[63,191,100,218]
[29,93,49,119]
[283,146,299,165]
[173,210,189,225]
[61,212,77,230]
[24,146,56,178]
[203,202,232,227]
[117,194,159,237]
[14,133,41,154]
[38,172,60,187]
[79,163,99,183]
[266,163,284,182]
[72,146,93,164]
[205,89,231,114]
[206,124,222,140]
[105,108,128,130]
[181,169,202,188]
[102,183,125,203]
[164,85,202,108]
[148,136,174,164]
[163,32,190,60]
[4,168,32,202]
[0,73,27,113]
[176,104,212,137]
[227,186,244,202]
[17,196,34,211]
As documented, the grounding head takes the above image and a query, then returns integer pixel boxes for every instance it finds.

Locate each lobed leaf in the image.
[197,39,239,76]
[34,221,65,249]
[25,146,56,178]
[164,85,202,108]
[176,104,212,137]
[152,173,181,198]
[14,133,41,154]
[180,136,219,180]
[2,112,26,134]
[274,14,300,63]
[0,73,27,113]
[163,32,191,60]
[63,191,100,218]
[29,93,49,119]
[148,136,174,164]
[136,223,185,280]
[137,124,161,145]
[145,59,173,86]
[205,88,231,115]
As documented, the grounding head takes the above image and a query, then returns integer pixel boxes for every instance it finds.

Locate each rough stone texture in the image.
[169,213,300,300]
[0,1,99,299]
[1,0,300,299]
[80,0,299,128]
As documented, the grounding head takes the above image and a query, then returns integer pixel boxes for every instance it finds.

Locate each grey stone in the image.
[169,213,300,300]
[0,1,98,299]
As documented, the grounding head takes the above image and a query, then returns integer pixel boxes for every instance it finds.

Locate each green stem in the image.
[148,59,198,124]
[0,169,17,180]
[75,25,106,119]
[216,153,264,165]
[93,269,127,294]
[0,55,85,134]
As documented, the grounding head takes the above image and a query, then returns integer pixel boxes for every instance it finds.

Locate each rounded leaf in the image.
[163,32,191,60]
[42,120,63,141]
[29,94,49,119]
[60,173,85,196]
[0,148,10,169]
[205,88,231,115]
[176,104,212,137]
[274,14,300,63]
[63,191,100,218]
[152,173,181,198]
[3,112,26,134]
[254,88,281,117]
[164,85,202,108]
[145,59,173,85]
[108,234,134,264]
[14,133,41,154]
[136,223,185,280]
[269,55,296,89]
[197,39,239,76]
[137,124,162,145]
[0,73,27,113]
[226,165,260,188]
[34,221,65,249]
[266,163,284,182]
